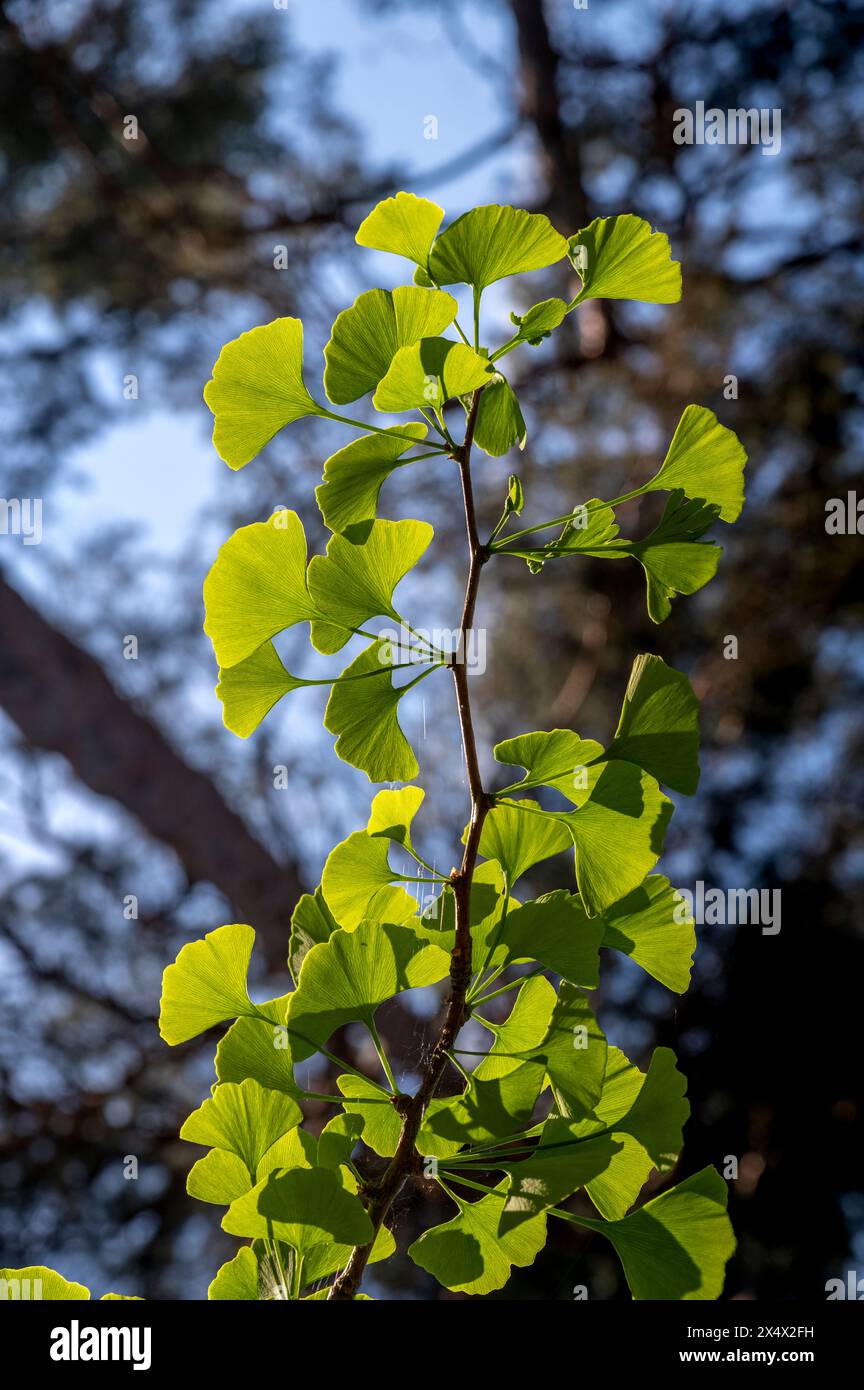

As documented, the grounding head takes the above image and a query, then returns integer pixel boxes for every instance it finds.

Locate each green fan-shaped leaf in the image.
[307,517,433,655]
[324,287,457,403]
[208,1248,260,1301]
[425,205,568,292]
[533,982,608,1115]
[324,639,425,783]
[315,424,428,534]
[289,889,338,984]
[285,919,449,1061]
[477,797,571,885]
[216,641,315,738]
[494,729,605,800]
[203,509,315,669]
[506,297,568,349]
[223,1166,374,1253]
[557,764,673,917]
[180,1078,302,1176]
[101,1293,143,1300]
[373,337,494,414]
[187,1147,253,1207]
[484,889,605,989]
[367,785,426,851]
[159,923,257,1046]
[576,1166,735,1300]
[408,1180,547,1295]
[214,995,303,1096]
[204,318,323,469]
[300,1221,396,1286]
[600,874,696,993]
[473,376,527,457]
[568,215,681,305]
[337,1075,403,1158]
[318,1114,365,1170]
[626,490,722,624]
[604,653,700,795]
[321,827,419,930]
[0,1266,89,1299]
[642,405,747,522]
[356,192,444,267]
[500,1131,622,1232]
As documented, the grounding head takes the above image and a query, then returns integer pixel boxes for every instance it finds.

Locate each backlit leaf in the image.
[641,405,747,522]
[322,826,418,930]
[425,205,568,292]
[600,874,696,993]
[373,337,494,414]
[324,287,457,403]
[307,517,433,655]
[356,192,445,268]
[604,653,701,795]
[223,1166,373,1253]
[408,1180,547,1295]
[159,923,257,1046]
[568,215,681,305]
[323,639,426,783]
[285,919,449,1061]
[315,424,428,534]
[473,376,527,457]
[204,318,323,469]
[180,1078,302,1176]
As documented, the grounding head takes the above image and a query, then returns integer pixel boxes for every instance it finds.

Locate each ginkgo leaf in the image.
[556,763,674,917]
[494,729,605,800]
[0,1266,90,1299]
[500,1131,622,1232]
[216,641,315,738]
[324,639,426,783]
[603,653,701,795]
[574,1166,735,1300]
[483,889,605,988]
[285,919,449,1061]
[307,518,433,655]
[203,509,316,669]
[600,874,696,993]
[337,1075,402,1158]
[318,1114,365,1170]
[373,337,494,414]
[356,191,445,267]
[299,1220,396,1286]
[477,797,571,885]
[214,995,303,1096]
[425,205,568,292]
[100,1293,144,1300]
[180,1078,302,1176]
[324,287,458,403]
[505,297,568,348]
[408,1180,547,1296]
[204,317,324,469]
[571,1045,689,1219]
[208,1247,260,1301]
[289,888,338,984]
[223,1166,374,1253]
[316,424,428,535]
[532,982,608,1115]
[159,923,257,1045]
[321,827,419,929]
[568,215,681,305]
[626,490,722,624]
[473,376,527,457]
[366,785,426,851]
[641,405,747,522]
[187,1147,253,1207]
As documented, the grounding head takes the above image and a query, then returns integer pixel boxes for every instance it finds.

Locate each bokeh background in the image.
[0,0,862,1300]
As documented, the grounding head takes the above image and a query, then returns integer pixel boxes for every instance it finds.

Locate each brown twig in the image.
[328,389,489,1300]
